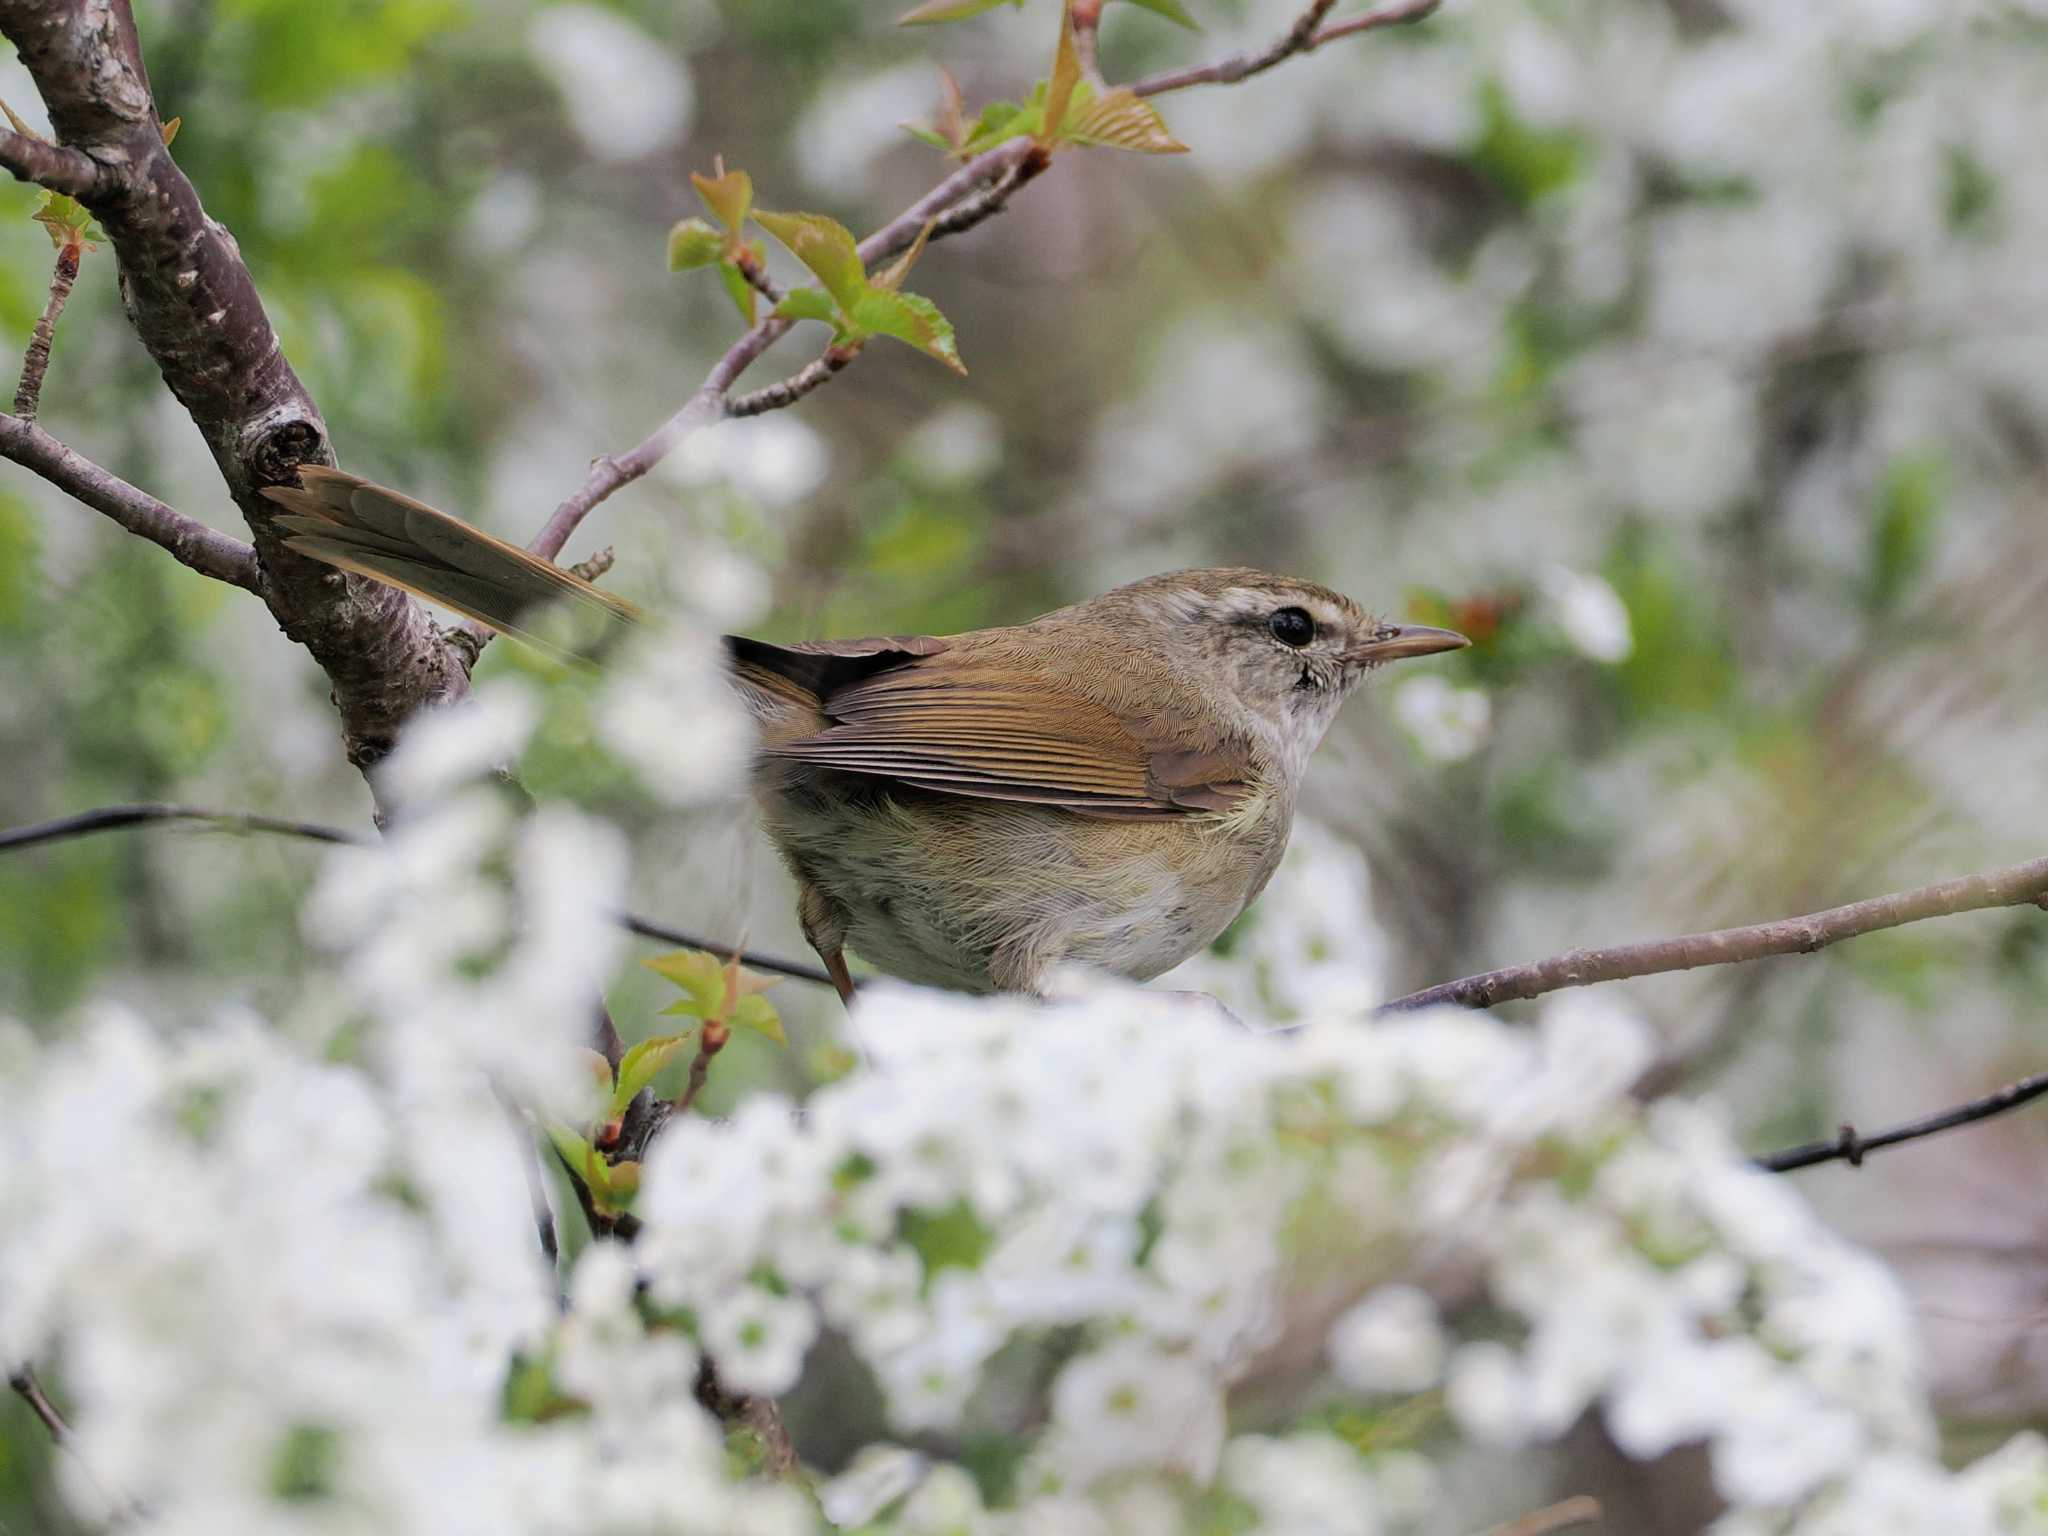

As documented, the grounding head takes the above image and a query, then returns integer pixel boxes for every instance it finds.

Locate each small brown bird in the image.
[263,469,1467,1001]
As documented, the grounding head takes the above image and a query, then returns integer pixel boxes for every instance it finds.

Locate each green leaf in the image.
[501,1354,559,1424]
[604,1160,641,1207]
[269,1423,340,1503]
[1123,0,1198,25]
[642,948,726,1017]
[901,1200,994,1278]
[961,99,1035,155]
[850,289,966,374]
[773,288,843,328]
[870,220,933,293]
[1064,86,1189,153]
[717,260,757,323]
[547,1122,597,1177]
[612,1031,694,1116]
[1041,2,1083,150]
[692,166,754,233]
[32,192,101,251]
[901,123,954,152]
[898,0,1018,22]
[731,993,786,1046]
[754,209,867,310]
[667,218,725,271]
[1869,453,1942,615]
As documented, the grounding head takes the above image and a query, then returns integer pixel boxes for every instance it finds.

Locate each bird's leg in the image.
[798,880,858,1007]
[819,947,858,1008]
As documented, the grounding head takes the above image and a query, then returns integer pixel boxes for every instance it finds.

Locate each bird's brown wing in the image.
[261,467,640,656]
[749,640,1254,818]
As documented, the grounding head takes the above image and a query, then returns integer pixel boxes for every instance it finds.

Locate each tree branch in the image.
[1478,1496,1602,1536]
[511,0,1433,576]
[8,1363,70,1445]
[727,346,857,419]
[0,0,469,790]
[0,124,100,196]
[0,411,261,590]
[0,802,839,987]
[15,242,78,420]
[515,140,1042,581]
[1130,0,1444,98]
[1756,1071,2048,1174]
[1380,854,2048,1013]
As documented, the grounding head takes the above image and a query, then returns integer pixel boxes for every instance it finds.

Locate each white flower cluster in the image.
[626,981,2048,1534]
[8,626,2048,1535]
[0,1004,811,1535]
[8,900,2048,1533]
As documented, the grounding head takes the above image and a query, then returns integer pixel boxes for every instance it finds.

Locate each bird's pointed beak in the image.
[1345,623,1471,665]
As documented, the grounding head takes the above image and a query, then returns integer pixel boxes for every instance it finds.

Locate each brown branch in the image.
[694,1357,800,1479]
[728,346,858,419]
[672,1022,727,1117]
[0,123,99,196]
[855,139,1037,271]
[0,411,261,589]
[0,0,469,792]
[495,0,1421,639]
[8,1364,71,1445]
[1757,1071,2048,1174]
[1479,1496,1602,1536]
[518,141,1038,577]
[1072,0,1105,82]
[15,242,78,419]
[1381,854,2048,1013]
[518,0,1428,567]
[732,247,787,308]
[1131,0,1443,97]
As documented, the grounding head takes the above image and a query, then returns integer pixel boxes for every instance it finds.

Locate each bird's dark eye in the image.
[1268,606,1315,648]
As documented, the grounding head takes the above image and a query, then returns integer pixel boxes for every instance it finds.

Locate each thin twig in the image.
[501,1096,561,1285]
[1479,1496,1602,1536]
[0,802,366,853]
[9,1364,71,1445]
[854,140,1036,271]
[732,248,787,308]
[728,347,858,419]
[516,142,1035,578]
[694,1356,801,1479]
[1380,854,2048,1013]
[672,1023,727,1117]
[617,912,835,987]
[502,0,1433,615]
[15,243,78,420]
[1072,0,1105,82]
[1756,1071,2048,1174]
[0,412,261,590]
[0,125,101,197]
[0,801,840,987]
[1131,0,1442,97]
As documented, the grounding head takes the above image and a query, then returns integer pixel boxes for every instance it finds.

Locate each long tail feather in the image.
[261,467,640,658]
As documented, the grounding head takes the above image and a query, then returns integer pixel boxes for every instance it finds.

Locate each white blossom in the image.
[1327,1285,1446,1395]
[1391,675,1492,762]
[528,6,691,162]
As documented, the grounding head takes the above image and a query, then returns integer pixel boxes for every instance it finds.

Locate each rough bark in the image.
[0,0,468,788]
